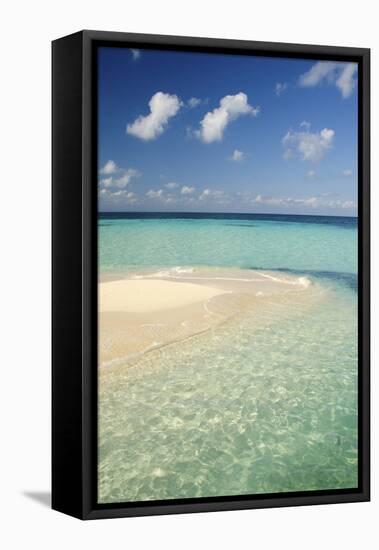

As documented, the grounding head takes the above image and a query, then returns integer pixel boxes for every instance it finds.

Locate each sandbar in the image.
[98,268,318,369]
[99,279,227,313]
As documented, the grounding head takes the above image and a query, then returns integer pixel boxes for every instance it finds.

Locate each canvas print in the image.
[97,47,358,504]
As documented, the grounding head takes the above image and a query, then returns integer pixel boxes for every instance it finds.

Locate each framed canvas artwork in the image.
[52,30,370,519]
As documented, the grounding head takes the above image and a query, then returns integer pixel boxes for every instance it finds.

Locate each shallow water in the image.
[98,213,358,503]
[99,213,357,275]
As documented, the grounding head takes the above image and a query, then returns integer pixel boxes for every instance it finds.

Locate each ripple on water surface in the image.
[98,271,357,503]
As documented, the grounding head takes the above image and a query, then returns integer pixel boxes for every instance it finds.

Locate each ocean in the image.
[98,212,358,503]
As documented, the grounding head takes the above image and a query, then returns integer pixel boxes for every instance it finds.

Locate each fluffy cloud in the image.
[199,189,211,200]
[199,188,226,202]
[130,49,141,60]
[275,82,288,96]
[196,93,259,143]
[181,185,195,194]
[125,191,138,202]
[99,189,138,204]
[282,124,335,162]
[100,160,119,175]
[299,61,357,98]
[146,189,164,199]
[100,170,139,189]
[127,92,182,141]
[99,161,140,189]
[229,149,245,162]
[113,169,140,188]
[299,61,337,87]
[100,177,113,188]
[335,64,357,98]
[188,97,202,108]
[342,169,353,177]
[165,181,179,189]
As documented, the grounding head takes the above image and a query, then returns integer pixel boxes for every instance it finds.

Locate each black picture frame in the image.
[52,30,370,520]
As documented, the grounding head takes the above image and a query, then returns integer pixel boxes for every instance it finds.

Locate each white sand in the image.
[98,270,317,368]
[99,279,227,313]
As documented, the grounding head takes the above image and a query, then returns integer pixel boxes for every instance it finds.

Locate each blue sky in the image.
[98,46,358,215]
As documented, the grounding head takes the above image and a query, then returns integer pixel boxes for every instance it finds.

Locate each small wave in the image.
[251,267,357,292]
[130,267,311,288]
[298,276,311,288]
[101,340,165,368]
[259,272,311,288]
[132,266,195,279]
[172,266,195,274]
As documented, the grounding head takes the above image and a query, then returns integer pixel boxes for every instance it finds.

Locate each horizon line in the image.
[99,210,358,219]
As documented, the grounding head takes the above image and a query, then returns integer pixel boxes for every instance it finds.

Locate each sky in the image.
[98,46,358,216]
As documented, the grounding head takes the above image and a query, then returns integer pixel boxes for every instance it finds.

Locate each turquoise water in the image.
[98,213,358,503]
[99,214,357,275]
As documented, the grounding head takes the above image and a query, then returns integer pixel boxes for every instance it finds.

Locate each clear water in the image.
[98,213,358,503]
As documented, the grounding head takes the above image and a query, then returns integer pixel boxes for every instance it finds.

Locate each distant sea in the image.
[98,212,358,503]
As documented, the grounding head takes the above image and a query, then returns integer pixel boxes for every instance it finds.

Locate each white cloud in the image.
[336,64,357,98]
[199,189,211,200]
[342,169,353,177]
[196,92,259,143]
[282,125,335,162]
[146,189,164,199]
[181,185,195,195]
[199,188,226,202]
[299,61,357,98]
[99,189,139,204]
[252,194,356,210]
[100,177,113,188]
[130,49,141,60]
[127,92,182,141]
[125,191,138,203]
[165,181,178,189]
[113,169,140,188]
[300,120,311,130]
[188,97,202,108]
[229,149,245,162]
[275,82,288,96]
[99,162,140,189]
[100,160,119,175]
[307,170,316,178]
[299,61,338,87]
[341,200,356,209]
